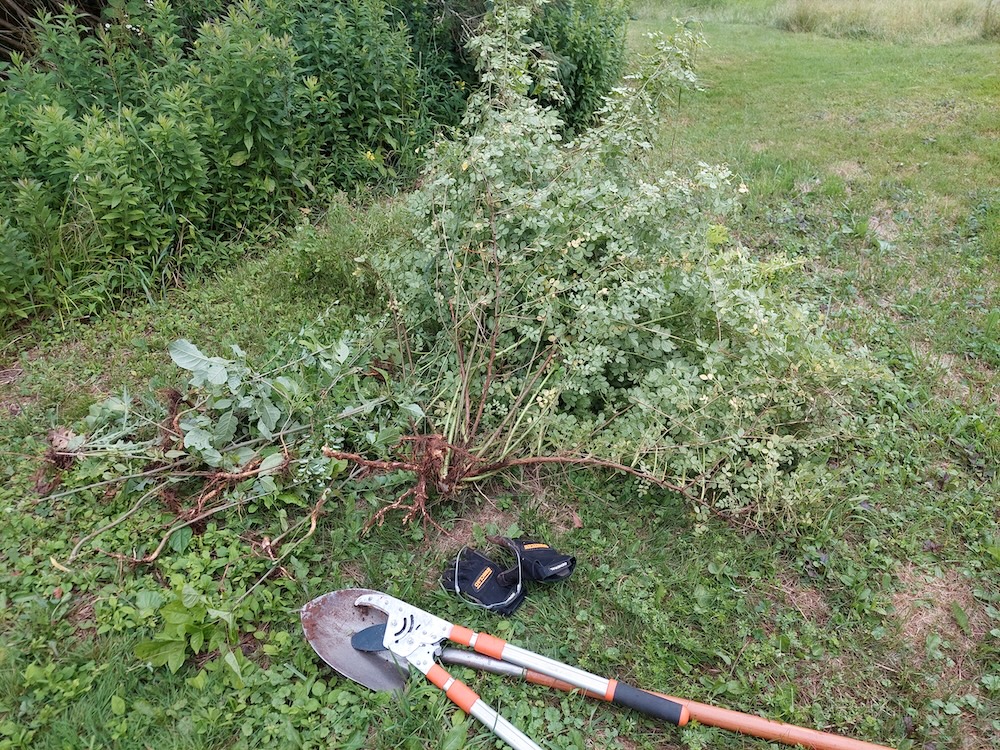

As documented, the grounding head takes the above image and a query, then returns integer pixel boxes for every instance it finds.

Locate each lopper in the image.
[301,588,895,750]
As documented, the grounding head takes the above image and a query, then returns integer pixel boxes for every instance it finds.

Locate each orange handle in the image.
[664,696,895,750]
[523,669,892,750]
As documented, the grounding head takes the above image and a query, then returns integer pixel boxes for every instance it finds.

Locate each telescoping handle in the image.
[422,662,542,750]
[447,625,690,727]
[438,648,896,750]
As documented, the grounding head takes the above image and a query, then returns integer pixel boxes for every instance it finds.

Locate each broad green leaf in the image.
[258,452,285,475]
[206,365,228,385]
[274,376,301,398]
[161,600,195,626]
[441,720,467,750]
[169,340,215,373]
[187,670,208,690]
[183,427,214,453]
[181,585,201,609]
[214,410,238,446]
[110,695,126,715]
[169,527,193,554]
[951,602,971,635]
[401,403,424,419]
[135,590,164,612]
[134,638,187,672]
[167,642,187,673]
[229,151,248,166]
[189,628,204,654]
[256,399,281,434]
[207,608,234,627]
[223,650,244,687]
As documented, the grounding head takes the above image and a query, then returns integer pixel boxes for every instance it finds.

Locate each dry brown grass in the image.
[892,564,988,685]
[774,0,993,43]
[776,572,832,625]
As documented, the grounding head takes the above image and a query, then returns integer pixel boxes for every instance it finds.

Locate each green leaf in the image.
[401,403,424,420]
[207,608,234,627]
[181,585,201,609]
[229,151,249,166]
[167,642,187,673]
[169,340,215,373]
[951,601,971,635]
[169,527,193,554]
[256,399,281,434]
[183,427,214,453]
[187,670,208,690]
[161,600,196,626]
[110,695,126,715]
[135,590,164,612]
[258,452,285,475]
[214,410,238,446]
[274,376,301,398]
[134,639,187,673]
[441,719,467,750]
[223,650,244,688]
[189,628,204,654]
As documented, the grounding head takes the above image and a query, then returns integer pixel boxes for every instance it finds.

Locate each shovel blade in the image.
[301,588,408,692]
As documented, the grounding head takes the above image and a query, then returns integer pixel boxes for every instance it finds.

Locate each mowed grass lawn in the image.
[1,3,998,749]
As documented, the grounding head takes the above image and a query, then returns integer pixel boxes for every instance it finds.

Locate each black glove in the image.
[493,537,576,584]
[441,547,526,616]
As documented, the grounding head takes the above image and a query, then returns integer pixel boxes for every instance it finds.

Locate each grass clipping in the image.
[342,0,874,527]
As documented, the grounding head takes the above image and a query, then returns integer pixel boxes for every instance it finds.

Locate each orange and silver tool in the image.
[301,588,895,750]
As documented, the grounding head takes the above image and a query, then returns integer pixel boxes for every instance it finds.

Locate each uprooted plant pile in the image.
[351,0,877,526]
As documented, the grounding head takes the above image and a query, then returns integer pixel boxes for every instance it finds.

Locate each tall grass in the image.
[774,0,995,43]
[632,0,999,42]
[985,0,1000,37]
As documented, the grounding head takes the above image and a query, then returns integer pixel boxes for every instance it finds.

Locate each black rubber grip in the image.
[611,683,686,725]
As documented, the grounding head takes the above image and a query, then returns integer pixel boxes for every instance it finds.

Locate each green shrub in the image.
[264,0,432,186]
[532,0,629,130]
[390,0,630,131]
[0,0,445,329]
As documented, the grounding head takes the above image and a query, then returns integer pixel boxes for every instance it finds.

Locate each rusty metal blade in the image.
[300,588,408,692]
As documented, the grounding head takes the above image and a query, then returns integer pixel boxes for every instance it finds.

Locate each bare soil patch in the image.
[892,564,988,685]
[829,160,865,181]
[776,572,831,625]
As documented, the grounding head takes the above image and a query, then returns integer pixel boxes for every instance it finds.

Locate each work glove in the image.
[492,536,576,584]
[441,547,526,616]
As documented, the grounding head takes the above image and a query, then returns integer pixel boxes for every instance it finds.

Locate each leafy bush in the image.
[390,0,630,130]
[262,0,433,186]
[0,0,440,328]
[532,0,629,129]
[368,1,873,522]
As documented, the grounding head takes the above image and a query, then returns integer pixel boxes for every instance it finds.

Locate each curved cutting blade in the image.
[301,588,408,692]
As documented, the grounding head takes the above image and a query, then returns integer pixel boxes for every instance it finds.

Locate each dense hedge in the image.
[0,0,441,323]
[0,0,629,328]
